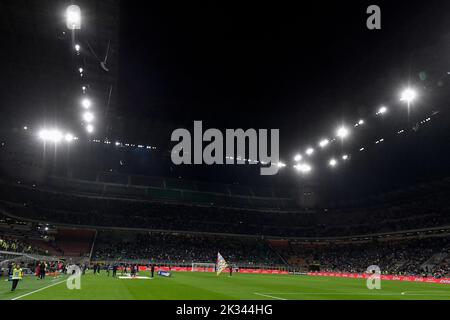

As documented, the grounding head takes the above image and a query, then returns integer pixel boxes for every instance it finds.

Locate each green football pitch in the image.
[1,272,450,300]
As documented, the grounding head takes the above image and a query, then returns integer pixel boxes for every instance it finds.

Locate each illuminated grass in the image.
[1,272,449,300]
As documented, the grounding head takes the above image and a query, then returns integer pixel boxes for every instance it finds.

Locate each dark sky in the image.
[116,0,450,198]
[118,1,448,131]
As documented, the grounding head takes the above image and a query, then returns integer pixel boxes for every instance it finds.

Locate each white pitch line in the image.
[254,292,287,300]
[258,292,450,297]
[261,292,396,295]
[11,279,67,300]
[400,291,450,296]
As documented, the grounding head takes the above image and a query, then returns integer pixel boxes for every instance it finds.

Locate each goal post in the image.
[0,251,39,267]
[191,262,216,273]
[0,251,59,270]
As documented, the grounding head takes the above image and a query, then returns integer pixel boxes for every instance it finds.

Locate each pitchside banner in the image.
[138,266,289,274]
[308,272,450,285]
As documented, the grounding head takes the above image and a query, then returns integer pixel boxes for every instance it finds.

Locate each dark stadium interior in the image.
[1,0,450,298]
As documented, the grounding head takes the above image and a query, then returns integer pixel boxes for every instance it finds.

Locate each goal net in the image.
[0,251,59,273]
[191,262,216,272]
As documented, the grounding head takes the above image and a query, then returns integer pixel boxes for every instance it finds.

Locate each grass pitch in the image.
[1,272,450,300]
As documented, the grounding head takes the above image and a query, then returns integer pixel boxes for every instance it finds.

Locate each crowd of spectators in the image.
[93,232,281,266]
[0,212,49,255]
[0,236,34,253]
[93,232,450,277]
[284,236,450,277]
[1,182,449,238]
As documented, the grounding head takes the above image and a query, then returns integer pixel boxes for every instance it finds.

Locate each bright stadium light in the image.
[319,139,329,148]
[342,154,349,160]
[75,44,81,52]
[277,162,286,168]
[86,124,94,134]
[79,67,84,74]
[376,106,388,115]
[355,119,365,127]
[306,148,314,156]
[294,163,312,174]
[38,129,63,143]
[38,129,49,141]
[336,126,349,139]
[64,133,74,142]
[329,158,338,167]
[400,88,417,103]
[66,5,81,30]
[83,112,94,123]
[294,154,302,162]
[81,98,91,109]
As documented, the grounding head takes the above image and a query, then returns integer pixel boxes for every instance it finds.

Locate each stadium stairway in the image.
[421,252,449,272]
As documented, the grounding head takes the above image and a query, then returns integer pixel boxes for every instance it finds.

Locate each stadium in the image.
[1,0,450,306]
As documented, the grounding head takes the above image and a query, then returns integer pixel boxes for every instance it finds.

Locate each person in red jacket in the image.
[35,263,40,279]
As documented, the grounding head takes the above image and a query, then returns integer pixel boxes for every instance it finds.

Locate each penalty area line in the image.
[11,279,67,300]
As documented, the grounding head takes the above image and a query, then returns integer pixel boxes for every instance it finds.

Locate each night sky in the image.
[118,1,447,134]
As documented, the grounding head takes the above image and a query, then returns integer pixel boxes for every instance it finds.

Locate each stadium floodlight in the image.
[83,112,94,123]
[329,158,338,167]
[319,139,329,148]
[336,126,349,139]
[38,129,63,143]
[75,44,81,52]
[86,124,94,134]
[66,5,81,30]
[23,126,28,130]
[294,163,312,174]
[355,119,365,127]
[82,86,87,93]
[79,67,84,74]
[277,162,286,168]
[81,98,91,109]
[400,88,417,104]
[294,154,302,162]
[376,106,388,115]
[306,148,314,156]
[342,154,349,160]
[64,133,74,142]
[38,129,48,141]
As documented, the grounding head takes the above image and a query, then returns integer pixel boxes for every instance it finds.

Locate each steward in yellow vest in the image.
[11,264,23,292]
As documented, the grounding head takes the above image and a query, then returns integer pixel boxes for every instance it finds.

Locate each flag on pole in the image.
[216,252,228,276]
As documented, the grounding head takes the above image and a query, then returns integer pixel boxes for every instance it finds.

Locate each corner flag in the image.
[216,252,228,276]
